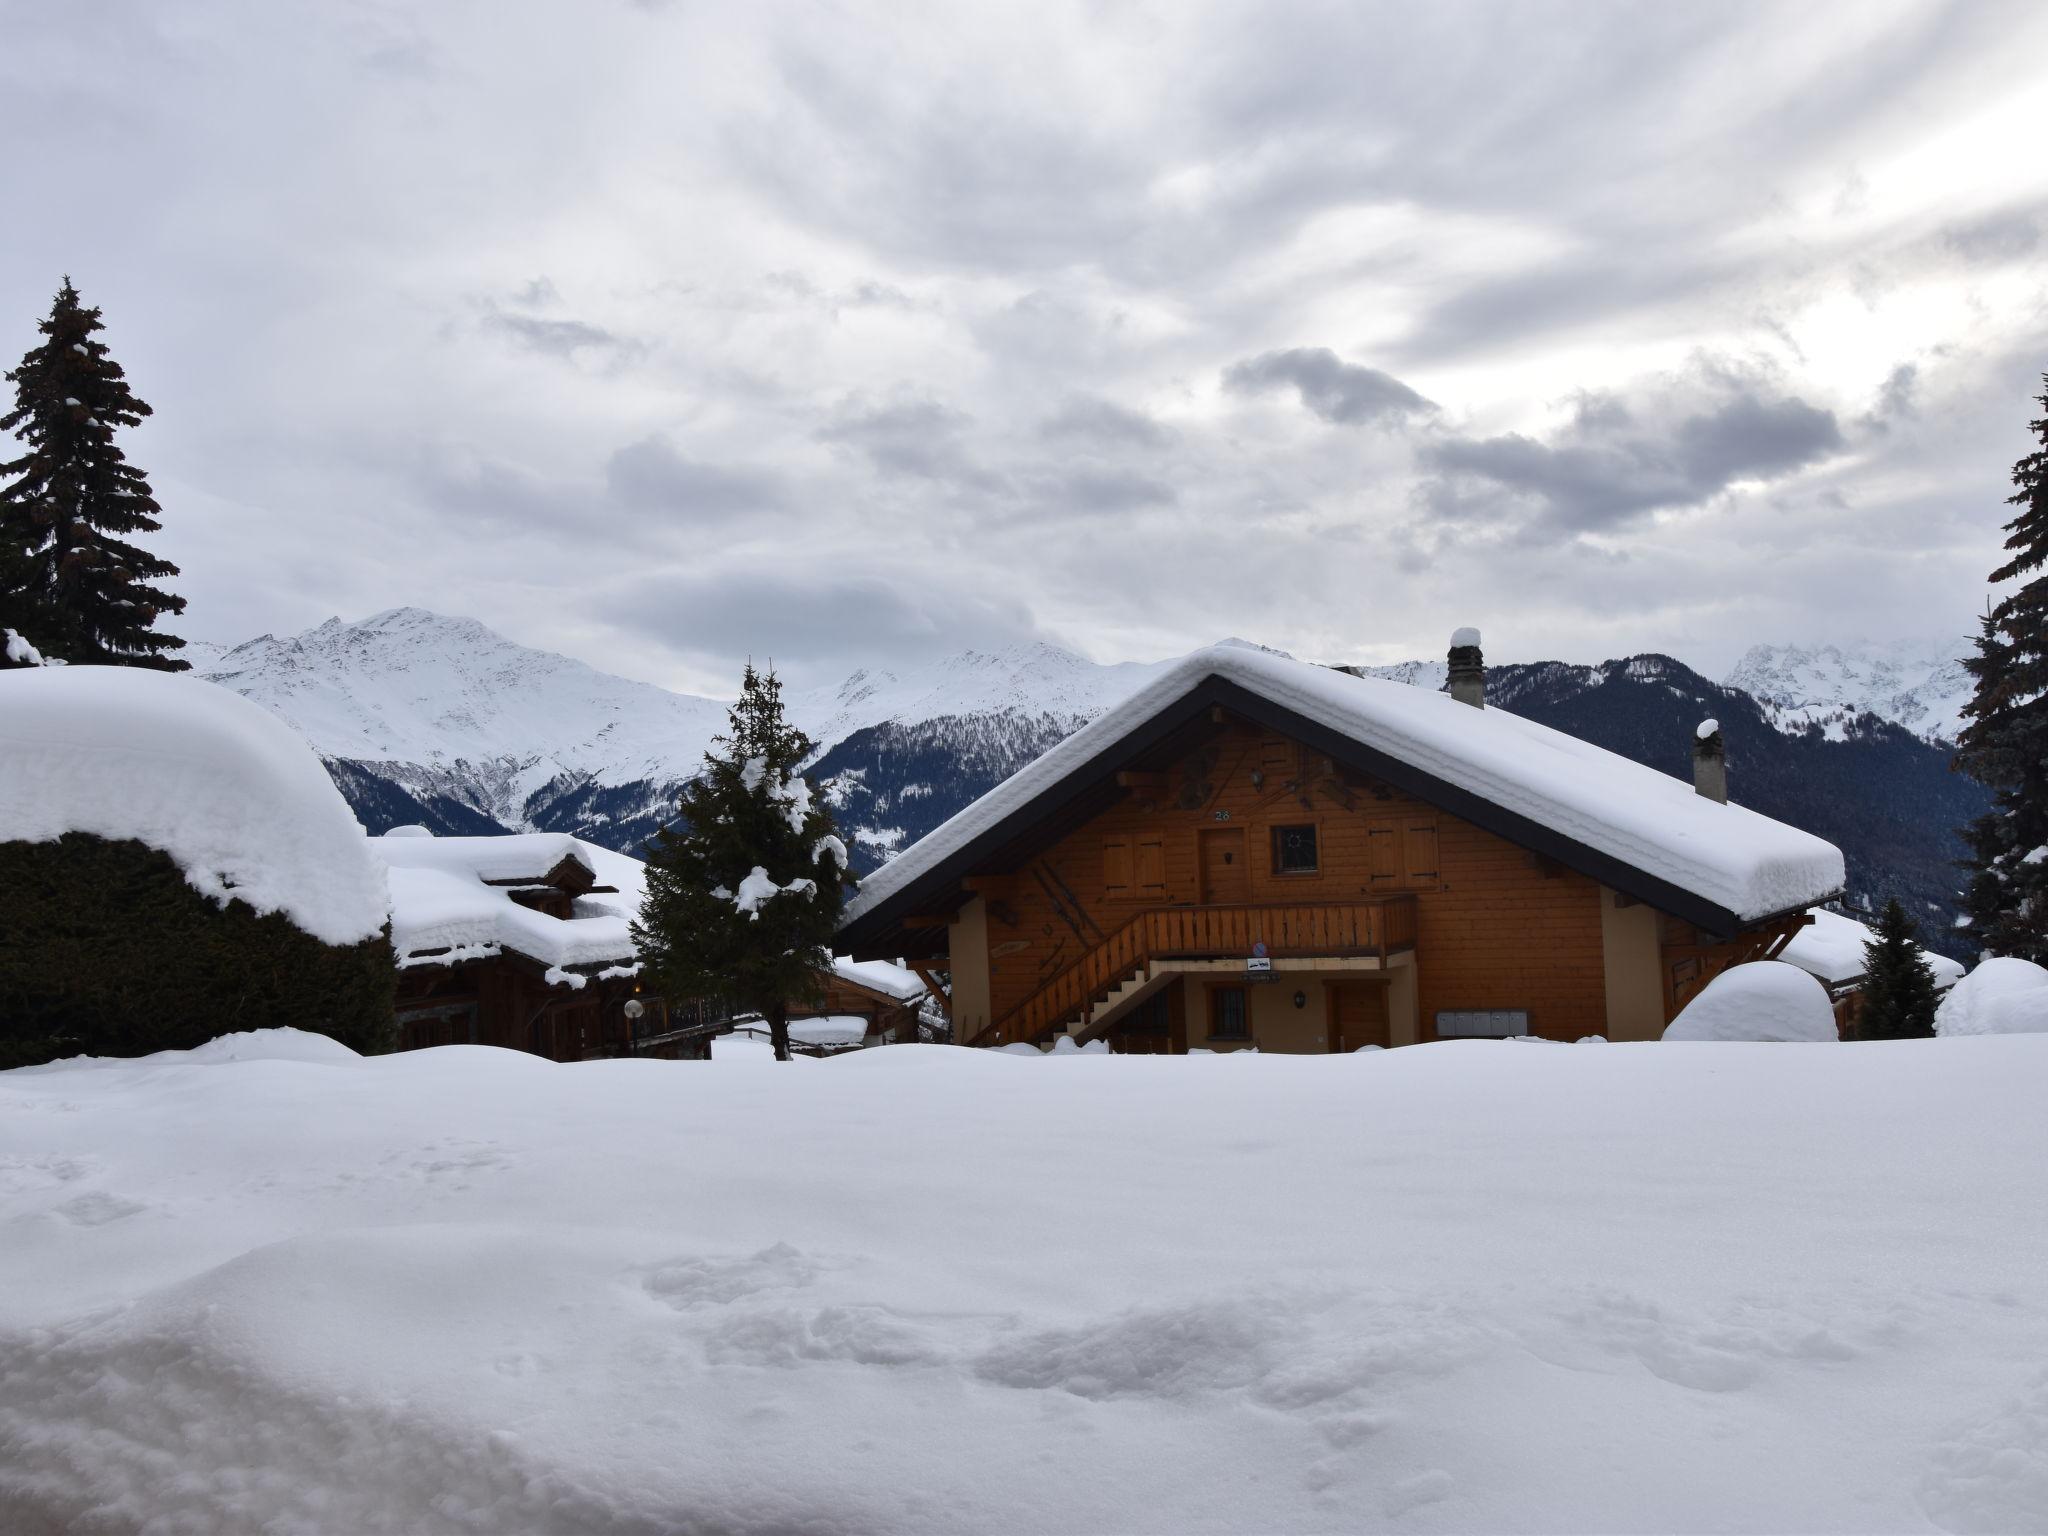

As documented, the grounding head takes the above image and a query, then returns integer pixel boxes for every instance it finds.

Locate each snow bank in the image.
[367,831,641,972]
[1780,907,1966,990]
[4,1034,2047,1533]
[847,644,1844,930]
[1663,960,1838,1042]
[0,666,387,945]
[1934,956,2048,1037]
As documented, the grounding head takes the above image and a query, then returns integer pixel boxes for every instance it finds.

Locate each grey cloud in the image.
[484,312,632,359]
[609,568,1044,680]
[604,436,785,517]
[1426,367,1844,531]
[1941,209,2041,263]
[1021,467,1177,515]
[1038,395,1174,450]
[817,397,1005,491]
[1223,348,1435,426]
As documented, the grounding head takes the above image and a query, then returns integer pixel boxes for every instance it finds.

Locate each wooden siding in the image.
[964,721,1615,1042]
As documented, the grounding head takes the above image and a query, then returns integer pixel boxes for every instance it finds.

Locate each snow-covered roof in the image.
[1780,908,1966,991]
[366,830,644,980]
[729,1015,871,1047]
[0,666,389,946]
[843,644,1845,941]
[831,955,928,1003]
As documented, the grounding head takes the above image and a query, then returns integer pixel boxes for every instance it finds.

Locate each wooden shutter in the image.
[1366,822,1399,885]
[1134,836,1166,893]
[1403,820,1438,883]
[1103,836,1133,895]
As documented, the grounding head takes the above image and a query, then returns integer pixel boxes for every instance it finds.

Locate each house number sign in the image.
[1213,809,1231,821]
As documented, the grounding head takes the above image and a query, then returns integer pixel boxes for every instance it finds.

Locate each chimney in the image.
[1447,627,1485,709]
[1693,718,1727,803]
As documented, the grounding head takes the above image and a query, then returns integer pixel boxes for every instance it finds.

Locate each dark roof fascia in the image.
[838,670,1820,950]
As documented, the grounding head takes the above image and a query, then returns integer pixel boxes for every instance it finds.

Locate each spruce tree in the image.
[1,279,186,668]
[1955,375,2048,961]
[1856,899,1940,1040]
[632,663,853,1060]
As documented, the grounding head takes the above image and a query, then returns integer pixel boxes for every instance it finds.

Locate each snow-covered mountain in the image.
[185,609,1985,950]
[188,609,1180,858]
[193,608,730,836]
[1724,640,1974,746]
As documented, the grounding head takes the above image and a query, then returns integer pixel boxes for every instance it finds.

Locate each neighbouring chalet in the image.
[369,828,683,1059]
[727,956,934,1055]
[371,827,928,1062]
[836,636,1849,1051]
[1779,907,1964,1038]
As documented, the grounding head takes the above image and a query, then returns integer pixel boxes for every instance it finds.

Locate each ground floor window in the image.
[1210,985,1250,1040]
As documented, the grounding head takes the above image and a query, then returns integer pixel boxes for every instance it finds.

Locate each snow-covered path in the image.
[3,1034,2045,1534]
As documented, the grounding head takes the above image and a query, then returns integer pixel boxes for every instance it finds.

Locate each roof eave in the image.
[836,670,1840,952]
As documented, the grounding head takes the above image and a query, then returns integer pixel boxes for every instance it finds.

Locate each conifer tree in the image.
[632,663,853,1060]
[1856,898,1940,1040]
[1,279,187,668]
[1955,375,2048,961]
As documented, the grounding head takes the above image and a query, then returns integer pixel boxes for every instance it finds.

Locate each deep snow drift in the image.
[3,1035,2046,1534]
[0,666,388,945]
[1935,956,2048,1037]
[1661,959,1840,1042]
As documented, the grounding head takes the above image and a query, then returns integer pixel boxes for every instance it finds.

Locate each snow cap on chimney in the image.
[1693,718,1727,804]
[1447,626,1485,709]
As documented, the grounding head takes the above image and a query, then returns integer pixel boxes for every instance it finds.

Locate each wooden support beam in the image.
[909,965,949,1019]
[961,876,1007,894]
[902,914,951,930]
[1116,770,1169,790]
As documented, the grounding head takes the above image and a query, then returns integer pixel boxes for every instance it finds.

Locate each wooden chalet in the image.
[837,637,1848,1052]
[370,828,680,1061]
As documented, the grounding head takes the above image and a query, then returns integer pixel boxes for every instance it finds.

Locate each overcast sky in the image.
[5,0,2047,694]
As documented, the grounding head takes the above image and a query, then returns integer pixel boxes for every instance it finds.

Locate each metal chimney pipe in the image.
[1448,627,1485,709]
[1693,718,1727,803]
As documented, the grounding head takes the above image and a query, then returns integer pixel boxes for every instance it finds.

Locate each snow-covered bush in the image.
[1933,957,2048,1037]
[1662,961,1837,1042]
[0,667,394,1067]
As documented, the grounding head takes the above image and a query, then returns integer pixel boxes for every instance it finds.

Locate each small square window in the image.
[1273,823,1318,875]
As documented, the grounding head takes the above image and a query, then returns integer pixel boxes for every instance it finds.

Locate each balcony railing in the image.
[971,896,1416,1048]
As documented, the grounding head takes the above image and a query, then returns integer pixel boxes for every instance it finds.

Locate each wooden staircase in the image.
[968,897,1417,1048]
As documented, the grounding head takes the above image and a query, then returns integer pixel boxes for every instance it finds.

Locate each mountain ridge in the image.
[186,608,1984,954]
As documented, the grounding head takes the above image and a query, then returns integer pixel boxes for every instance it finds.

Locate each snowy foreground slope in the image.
[5,1038,2046,1534]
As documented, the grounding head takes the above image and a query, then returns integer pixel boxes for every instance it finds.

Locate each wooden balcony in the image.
[972,896,1417,1048]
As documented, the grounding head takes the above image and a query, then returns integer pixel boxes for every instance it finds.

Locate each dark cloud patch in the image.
[817,397,1004,491]
[1021,466,1177,516]
[485,311,632,359]
[510,276,561,309]
[1426,366,1844,532]
[1038,395,1174,450]
[1223,348,1435,426]
[1941,208,2041,263]
[608,567,1043,678]
[1863,363,1919,433]
[604,436,785,517]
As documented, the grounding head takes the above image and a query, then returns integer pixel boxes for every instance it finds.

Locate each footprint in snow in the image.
[54,1191,148,1226]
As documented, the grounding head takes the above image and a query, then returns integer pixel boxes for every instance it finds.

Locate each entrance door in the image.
[1198,827,1249,904]
[1329,981,1390,1052]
